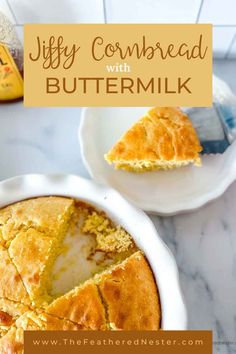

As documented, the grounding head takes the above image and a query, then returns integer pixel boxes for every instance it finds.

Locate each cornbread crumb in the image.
[96,227,132,253]
[82,212,132,253]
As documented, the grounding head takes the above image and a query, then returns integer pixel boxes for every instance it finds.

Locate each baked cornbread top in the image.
[0,196,74,245]
[0,196,161,353]
[97,252,161,330]
[0,246,30,305]
[0,196,74,307]
[105,107,202,172]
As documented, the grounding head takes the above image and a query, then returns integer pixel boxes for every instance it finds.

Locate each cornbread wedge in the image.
[0,246,30,304]
[97,251,161,330]
[105,107,202,172]
[5,197,75,306]
[9,229,61,306]
[0,196,74,245]
[46,282,107,330]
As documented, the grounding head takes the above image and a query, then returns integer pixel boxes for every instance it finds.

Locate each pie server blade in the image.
[184,103,236,154]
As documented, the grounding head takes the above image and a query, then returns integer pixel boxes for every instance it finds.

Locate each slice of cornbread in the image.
[105,107,202,172]
[9,229,60,306]
[97,251,161,330]
[0,196,74,245]
[46,282,107,330]
[6,197,75,306]
[0,246,30,304]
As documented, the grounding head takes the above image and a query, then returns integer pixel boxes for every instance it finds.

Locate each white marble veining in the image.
[150,191,236,354]
[0,60,235,353]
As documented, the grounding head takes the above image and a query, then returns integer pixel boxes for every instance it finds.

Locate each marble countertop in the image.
[0,59,236,354]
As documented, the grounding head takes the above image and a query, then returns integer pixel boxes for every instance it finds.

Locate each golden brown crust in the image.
[0,299,29,332]
[9,229,57,305]
[0,329,8,339]
[46,282,107,330]
[0,311,83,354]
[105,107,202,171]
[98,251,161,330]
[0,247,30,305]
[15,310,81,331]
[0,196,74,245]
[15,312,42,331]
[0,311,13,328]
[6,197,75,306]
[40,313,83,330]
[0,327,24,354]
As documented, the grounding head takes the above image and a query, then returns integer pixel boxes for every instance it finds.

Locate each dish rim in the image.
[0,173,187,330]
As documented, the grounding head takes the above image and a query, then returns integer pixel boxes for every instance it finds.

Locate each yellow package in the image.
[0,43,23,101]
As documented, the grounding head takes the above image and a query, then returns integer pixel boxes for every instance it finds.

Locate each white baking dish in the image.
[0,174,187,330]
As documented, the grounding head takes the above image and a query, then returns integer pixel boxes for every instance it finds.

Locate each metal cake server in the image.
[183,76,236,154]
[185,103,236,154]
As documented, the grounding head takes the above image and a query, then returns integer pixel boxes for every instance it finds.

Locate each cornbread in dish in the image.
[0,196,161,353]
[105,107,202,172]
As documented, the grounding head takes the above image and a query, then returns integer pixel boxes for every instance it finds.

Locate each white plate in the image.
[79,76,236,215]
[0,174,187,329]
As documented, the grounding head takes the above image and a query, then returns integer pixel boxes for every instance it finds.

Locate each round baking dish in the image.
[0,174,187,330]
